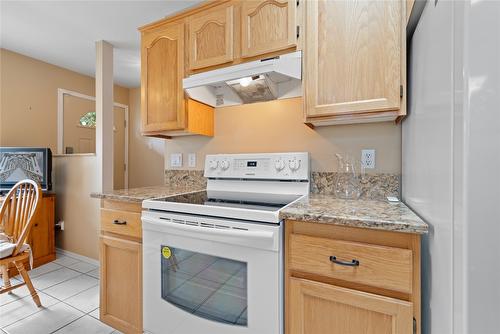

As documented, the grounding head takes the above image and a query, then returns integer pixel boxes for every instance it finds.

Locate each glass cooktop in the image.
[152,190,302,212]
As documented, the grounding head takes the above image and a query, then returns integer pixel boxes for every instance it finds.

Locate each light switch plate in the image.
[170,153,183,168]
[188,153,196,168]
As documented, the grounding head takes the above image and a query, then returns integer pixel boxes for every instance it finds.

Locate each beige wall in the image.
[0,48,130,260]
[165,98,402,174]
[0,48,129,149]
[128,87,165,188]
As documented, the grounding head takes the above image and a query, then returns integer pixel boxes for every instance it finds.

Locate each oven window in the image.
[160,246,248,326]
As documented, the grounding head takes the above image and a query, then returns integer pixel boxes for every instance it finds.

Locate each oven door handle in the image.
[143,217,275,242]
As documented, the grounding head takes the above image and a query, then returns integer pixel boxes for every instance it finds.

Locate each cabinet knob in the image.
[329,256,360,267]
[113,219,127,225]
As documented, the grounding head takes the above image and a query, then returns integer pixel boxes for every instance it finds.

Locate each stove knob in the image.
[275,159,285,171]
[208,160,219,170]
[220,160,230,170]
[289,158,301,171]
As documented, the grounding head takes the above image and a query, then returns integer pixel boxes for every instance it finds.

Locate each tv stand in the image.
[1,192,56,277]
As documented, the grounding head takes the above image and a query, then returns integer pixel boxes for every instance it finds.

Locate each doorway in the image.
[57,88,129,189]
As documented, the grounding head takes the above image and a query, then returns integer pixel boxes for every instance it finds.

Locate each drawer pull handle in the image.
[113,219,127,225]
[329,256,360,267]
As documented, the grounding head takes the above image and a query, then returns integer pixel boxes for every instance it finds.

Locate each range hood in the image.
[183,51,302,108]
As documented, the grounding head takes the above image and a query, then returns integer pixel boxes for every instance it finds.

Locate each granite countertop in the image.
[280,194,428,234]
[90,184,204,203]
[91,185,427,234]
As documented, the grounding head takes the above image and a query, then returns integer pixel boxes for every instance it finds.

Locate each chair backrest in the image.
[0,179,42,256]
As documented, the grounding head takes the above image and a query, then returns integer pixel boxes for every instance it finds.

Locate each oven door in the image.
[142,211,282,334]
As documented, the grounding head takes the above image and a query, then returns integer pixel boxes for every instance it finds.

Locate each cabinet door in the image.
[241,0,296,58]
[141,22,185,133]
[304,0,403,118]
[188,5,234,70]
[288,278,413,334]
[30,196,55,264]
[100,235,142,334]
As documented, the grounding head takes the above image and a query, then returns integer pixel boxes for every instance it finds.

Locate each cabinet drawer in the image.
[289,234,413,293]
[101,209,142,239]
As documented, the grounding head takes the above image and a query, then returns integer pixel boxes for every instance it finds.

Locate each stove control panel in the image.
[204,152,309,180]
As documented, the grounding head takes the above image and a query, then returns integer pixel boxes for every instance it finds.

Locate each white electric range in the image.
[141,152,309,334]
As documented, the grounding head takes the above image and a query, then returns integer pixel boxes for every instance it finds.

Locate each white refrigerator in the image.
[403,1,500,334]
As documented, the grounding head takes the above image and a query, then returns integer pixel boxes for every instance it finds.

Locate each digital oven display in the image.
[247,161,257,167]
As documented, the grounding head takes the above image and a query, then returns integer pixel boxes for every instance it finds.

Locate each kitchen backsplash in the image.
[164,170,207,188]
[310,172,400,200]
[164,170,400,200]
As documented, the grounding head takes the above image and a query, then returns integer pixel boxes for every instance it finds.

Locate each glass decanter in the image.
[334,153,361,200]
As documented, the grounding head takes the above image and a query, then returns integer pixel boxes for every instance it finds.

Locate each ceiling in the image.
[0,0,203,88]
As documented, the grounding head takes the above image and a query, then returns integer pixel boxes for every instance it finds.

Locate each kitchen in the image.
[0,1,498,334]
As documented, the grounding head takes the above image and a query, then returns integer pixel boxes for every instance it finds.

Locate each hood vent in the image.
[183,51,302,108]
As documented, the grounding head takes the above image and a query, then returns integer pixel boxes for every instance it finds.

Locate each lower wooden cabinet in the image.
[30,194,56,267]
[286,220,421,334]
[100,235,142,334]
[99,200,143,334]
[6,193,56,278]
[289,278,413,334]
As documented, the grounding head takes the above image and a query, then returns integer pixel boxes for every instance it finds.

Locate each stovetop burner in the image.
[152,190,302,212]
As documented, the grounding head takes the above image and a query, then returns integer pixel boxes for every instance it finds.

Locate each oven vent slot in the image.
[159,217,250,232]
[215,224,230,229]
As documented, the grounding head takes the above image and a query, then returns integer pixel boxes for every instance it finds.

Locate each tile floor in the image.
[0,253,121,334]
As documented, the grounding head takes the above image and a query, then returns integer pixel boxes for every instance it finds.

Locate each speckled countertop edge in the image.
[90,185,204,203]
[91,185,428,234]
[280,194,428,234]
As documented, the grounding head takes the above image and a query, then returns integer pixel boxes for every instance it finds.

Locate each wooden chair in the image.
[0,179,42,307]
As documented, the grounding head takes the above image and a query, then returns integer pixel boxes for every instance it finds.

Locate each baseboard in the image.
[56,248,99,266]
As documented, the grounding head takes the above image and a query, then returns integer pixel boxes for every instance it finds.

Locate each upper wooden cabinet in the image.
[241,0,297,58]
[141,21,214,138]
[188,4,234,70]
[139,0,407,131]
[303,0,406,126]
[141,22,185,133]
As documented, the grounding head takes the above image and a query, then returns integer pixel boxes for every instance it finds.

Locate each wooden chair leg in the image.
[1,265,12,294]
[14,261,41,307]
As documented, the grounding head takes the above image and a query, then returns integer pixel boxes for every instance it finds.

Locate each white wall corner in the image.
[95,40,114,192]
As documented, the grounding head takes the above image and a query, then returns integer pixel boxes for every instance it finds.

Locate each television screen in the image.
[0,147,52,192]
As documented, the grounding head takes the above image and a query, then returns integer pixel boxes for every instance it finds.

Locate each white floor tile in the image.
[43,275,98,300]
[67,261,98,274]
[3,302,84,334]
[27,262,63,278]
[0,291,58,327]
[31,267,80,290]
[0,282,31,307]
[87,268,100,279]
[88,307,99,319]
[53,254,81,267]
[64,285,99,313]
[52,315,114,334]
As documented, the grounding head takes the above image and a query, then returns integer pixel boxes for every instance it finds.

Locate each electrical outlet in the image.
[188,153,196,168]
[170,153,183,168]
[361,149,376,169]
